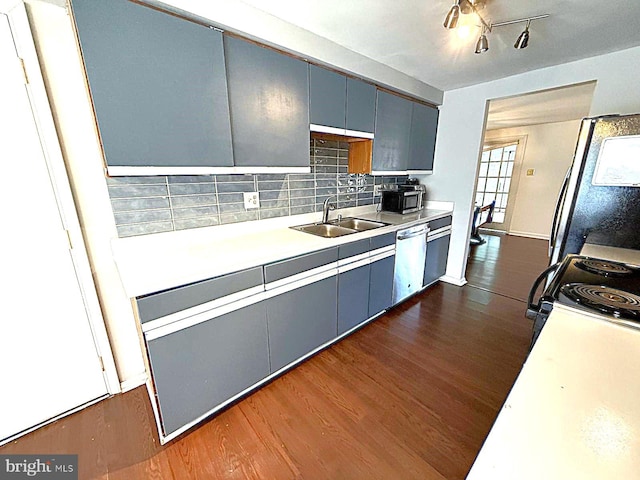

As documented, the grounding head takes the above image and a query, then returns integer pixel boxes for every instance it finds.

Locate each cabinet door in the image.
[408,102,439,171]
[72,0,233,168]
[368,255,395,317]
[372,90,412,172]
[267,276,338,371]
[309,65,346,129]
[423,235,450,287]
[225,36,310,168]
[338,263,371,335]
[146,301,269,436]
[346,77,376,133]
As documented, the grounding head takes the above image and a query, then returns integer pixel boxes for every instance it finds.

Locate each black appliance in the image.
[549,114,640,265]
[381,186,422,214]
[526,254,640,348]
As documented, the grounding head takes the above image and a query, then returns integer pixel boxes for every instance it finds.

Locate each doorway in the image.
[472,81,596,241]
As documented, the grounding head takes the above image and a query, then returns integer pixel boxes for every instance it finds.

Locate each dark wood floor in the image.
[466,233,550,302]
[1,234,549,479]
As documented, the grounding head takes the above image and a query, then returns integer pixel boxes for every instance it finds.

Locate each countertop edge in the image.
[113,205,453,298]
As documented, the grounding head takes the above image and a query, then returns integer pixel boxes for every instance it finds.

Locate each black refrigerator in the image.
[550,114,640,265]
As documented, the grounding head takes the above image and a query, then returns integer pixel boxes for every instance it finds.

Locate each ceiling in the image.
[236,0,640,91]
[485,81,596,130]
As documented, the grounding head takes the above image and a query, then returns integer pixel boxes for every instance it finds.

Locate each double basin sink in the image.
[291,217,388,238]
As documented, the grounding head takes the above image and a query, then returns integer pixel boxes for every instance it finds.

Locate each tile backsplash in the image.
[108,139,408,237]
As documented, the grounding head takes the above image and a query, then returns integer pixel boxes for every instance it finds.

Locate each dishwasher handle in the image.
[397,225,429,240]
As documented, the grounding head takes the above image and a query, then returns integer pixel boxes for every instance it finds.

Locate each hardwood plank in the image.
[0,233,548,480]
[466,233,549,301]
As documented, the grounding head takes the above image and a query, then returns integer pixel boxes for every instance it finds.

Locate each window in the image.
[475,143,517,224]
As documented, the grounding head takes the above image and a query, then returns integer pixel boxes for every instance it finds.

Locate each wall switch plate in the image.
[244,192,260,209]
[374,185,382,196]
[526,169,535,176]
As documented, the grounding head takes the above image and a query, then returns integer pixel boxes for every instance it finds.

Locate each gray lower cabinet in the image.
[267,276,338,371]
[408,102,439,171]
[368,254,396,317]
[423,234,450,286]
[71,0,233,168]
[146,301,269,436]
[224,36,310,168]
[372,90,412,172]
[338,263,371,334]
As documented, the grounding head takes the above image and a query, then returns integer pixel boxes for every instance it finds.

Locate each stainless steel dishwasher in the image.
[392,223,429,304]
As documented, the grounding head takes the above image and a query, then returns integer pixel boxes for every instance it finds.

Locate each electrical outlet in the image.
[243,192,260,210]
[374,185,382,196]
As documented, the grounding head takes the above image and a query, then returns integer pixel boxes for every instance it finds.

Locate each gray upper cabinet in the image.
[346,78,376,134]
[224,36,310,168]
[372,90,412,172]
[309,65,346,129]
[309,66,376,135]
[72,0,233,168]
[408,102,439,171]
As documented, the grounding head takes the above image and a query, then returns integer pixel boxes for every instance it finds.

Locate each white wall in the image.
[484,120,582,240]
[418,45,640,285]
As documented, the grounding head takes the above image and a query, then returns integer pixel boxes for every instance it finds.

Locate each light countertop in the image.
[466,304,640,479]
[581,243,640,266]
[112,202,453,298]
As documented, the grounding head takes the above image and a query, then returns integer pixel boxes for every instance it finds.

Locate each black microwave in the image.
[381,189,422,214]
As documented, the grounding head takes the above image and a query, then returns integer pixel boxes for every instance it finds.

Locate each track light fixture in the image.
[443,0,460,29]
[475,26,489,54]
[514,19,531,49]
[442,1,548,55]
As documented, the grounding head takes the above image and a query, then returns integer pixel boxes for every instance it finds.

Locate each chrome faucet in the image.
[322,196,336,224]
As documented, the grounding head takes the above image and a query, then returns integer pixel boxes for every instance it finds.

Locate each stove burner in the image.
[575,259,635,277]
[560,283,640,319]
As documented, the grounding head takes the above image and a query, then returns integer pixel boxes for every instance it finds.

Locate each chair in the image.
[470,200,495,245]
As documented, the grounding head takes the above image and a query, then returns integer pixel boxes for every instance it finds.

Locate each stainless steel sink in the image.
[333,217,388,231]
[291,223,356,238]
[291,217,388,238]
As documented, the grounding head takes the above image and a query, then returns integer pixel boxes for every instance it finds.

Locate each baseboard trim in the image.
[440,275,467,287]
[508,231,549,241]
[120,372,148,393]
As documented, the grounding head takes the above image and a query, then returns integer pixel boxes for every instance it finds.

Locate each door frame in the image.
[2,0,119,394]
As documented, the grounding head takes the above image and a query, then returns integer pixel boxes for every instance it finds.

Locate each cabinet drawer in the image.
[338,238,370,260]
[264,247,338,284]
[137,266,264,323]
[429,215,452,231]
[370,231,396,250]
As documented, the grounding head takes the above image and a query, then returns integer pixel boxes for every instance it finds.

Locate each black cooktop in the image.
[546,255,640,321]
